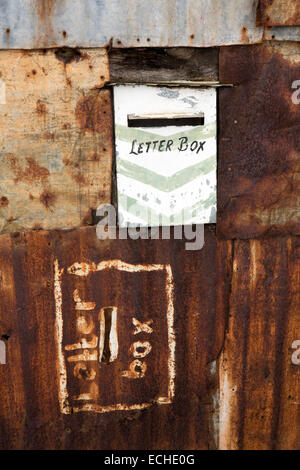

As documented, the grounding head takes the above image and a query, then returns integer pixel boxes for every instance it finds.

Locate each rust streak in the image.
[36,0,55,46]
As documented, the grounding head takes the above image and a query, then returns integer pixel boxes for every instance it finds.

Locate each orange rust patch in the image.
[241,27,249,44]
[75,91,112,134]
[257,0,300,26]
[36,0,55,44]
[43,131,55,141]
[72,173,86,184]
[0,196,8,207]
[98,190,106,199]
[39,189,56,208]
[36,99,48,114]
[6,154,50,184]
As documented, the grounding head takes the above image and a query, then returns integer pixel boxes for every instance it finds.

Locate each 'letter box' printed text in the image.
[54,259,175,414]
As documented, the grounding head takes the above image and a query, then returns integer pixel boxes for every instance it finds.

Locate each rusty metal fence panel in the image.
[0,48,112,234]
[0,226,231,449]
[218,42,300,239]
[219,237,300,450]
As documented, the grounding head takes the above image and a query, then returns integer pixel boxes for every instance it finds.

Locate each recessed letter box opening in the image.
[113,85,217,227]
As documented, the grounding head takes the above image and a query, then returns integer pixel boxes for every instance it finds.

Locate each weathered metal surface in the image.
[257,0,300,26]
[1,0,300,48]
[219,237,300,450]
[109,48,219,83]
[264,26,300,41]
[0,226,231,449]
[0,0,264,48]
[218,42,300,239]
[0,48,112,234]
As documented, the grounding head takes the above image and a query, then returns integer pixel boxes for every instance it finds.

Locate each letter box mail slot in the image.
[113,85,216,227]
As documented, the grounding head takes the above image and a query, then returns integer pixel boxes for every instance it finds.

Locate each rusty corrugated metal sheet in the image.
[257,0,300,26]
[0,0,264,48]
[1,226,299,449]
[0,48,112,234]
[0,226,231,449]
[218,42,300,239]
[1,1,299,48]
[219,237,300,450]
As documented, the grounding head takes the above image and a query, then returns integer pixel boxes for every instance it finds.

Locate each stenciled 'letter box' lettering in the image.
[54,259,175,414]
[113,85,217,227]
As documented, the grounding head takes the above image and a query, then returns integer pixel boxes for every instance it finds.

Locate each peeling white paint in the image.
[65,334,98,351]
[0,339,6,364]
[67,350,98,362]
[132,317,153,335]
[53,260,71,415]
[218,352,239,450]
[73,289,96,310]
[130,341,152,359]
[165,264,176,403]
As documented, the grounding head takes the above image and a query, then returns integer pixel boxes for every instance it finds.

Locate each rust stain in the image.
[43,131,55,141]
[0,197,9,208]
[55,47,86,65]
[257,0,300,26]
[36,0,55,46]
[218,42,300,238]
[36,99,48,114]
[5,154,50,184]
[97,190,106,200]
[75,90,113,135]
[241,27,249,44]
[72,173,86,185]
[82,209,93,225]
[39,189,56,208]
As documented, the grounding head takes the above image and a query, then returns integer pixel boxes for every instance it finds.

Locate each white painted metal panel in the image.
[114,85,217,227]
